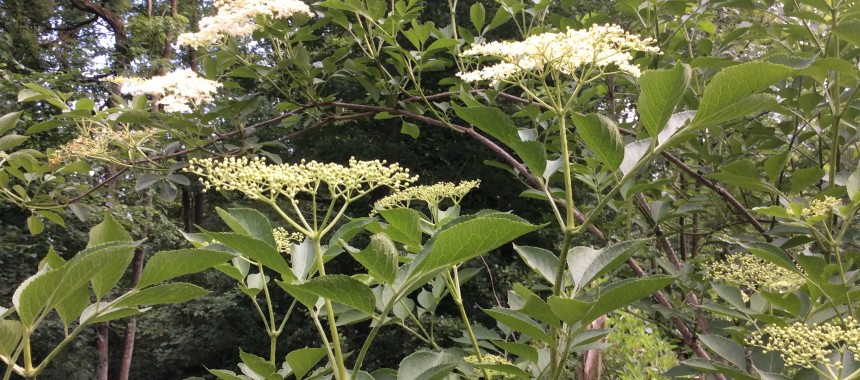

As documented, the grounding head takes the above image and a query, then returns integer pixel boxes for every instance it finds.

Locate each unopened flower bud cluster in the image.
[464,354,514,379]
[706,253,805,291]
[273,227,304,254]
[109,69,221,113]
[748,318,860,369]
[176,0,313,48]
[800,196,842,218]
[457,24,659,85]
[50,126,156,165]
[374,180,480,210]
[185,156,417,202]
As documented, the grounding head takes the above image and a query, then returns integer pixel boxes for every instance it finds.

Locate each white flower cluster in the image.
[374,180,480,210]
[273,227,304,254]
[50,126,157,165]
[801,196,842,218]
[457,24,659,84]
[176,0,313,48]
[706,253,805,291]
[109,69,221,113]
[185,156,417,202]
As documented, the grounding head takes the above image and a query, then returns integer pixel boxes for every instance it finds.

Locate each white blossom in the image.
[177,0,314,48]
[457,24,660,83]
[109,69,221,113]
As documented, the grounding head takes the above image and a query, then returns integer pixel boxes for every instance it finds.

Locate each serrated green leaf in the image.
[699,334,747,369]
[208,369,245,380]
[376,208,424,251]
[453,106,546,176]
[27,215,44,235]
[411,212,539,275]
[13,269,62,326]
[37,210,65,228]
[203,231,293,279]
[789,167,825,192]
[484,307,553,343]
[0,134,28,151]
[638,64,691,138]
[706,159,779,194]
[743,242,801,274]
[492,341,538,363]
[281,275,376,314]
[71,244,135,301]
[54,285,90,328]
[285,347,327,379]
[88,213,132,247]
[397,350,458,380]
[581,276,675,324]
[572,113,624,170]
[513,245,558,285]
[834,20,860,47]
[0,111,21,135]
[26,119,67,135]
[239,350,276,377]
[117,283,208,307]
[692,62,794,129]
[511,283,560,328]
[137,249,235,288]
[547,296,593,326]
[349,233,398,284]
[567,240,646,293]
[215,207,277,248]
[470,3,485,30]
[0,320,23,357]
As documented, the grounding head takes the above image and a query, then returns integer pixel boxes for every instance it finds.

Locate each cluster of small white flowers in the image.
[706,253,805,291]
[748,318,860,369]
[273,227,304,254]
[463,354,514,379]
[109,69,221,113]
[374,180,480,210]
[185,156,417,202]
[801,196,842,218]
[457,24,659,84]
[176,0,313,48]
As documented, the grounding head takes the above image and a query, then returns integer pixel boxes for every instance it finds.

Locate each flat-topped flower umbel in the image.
[457,24,659,84]
[109,69,221,113]
[177,0,314,48]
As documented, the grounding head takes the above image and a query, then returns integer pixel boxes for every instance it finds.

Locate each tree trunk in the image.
[117,248,146,380]
[96,323,109,380]
[578,316,606,380]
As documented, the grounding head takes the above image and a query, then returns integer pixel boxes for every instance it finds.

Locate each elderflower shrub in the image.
[800,196,842,218]
[108,69,221,113]
[374,180,480,211]
[176,0,313,48]
[273,227,303,254]
[747,318,860,369]
[185,156,417,202]
[463,354,515,379]
[706,253,805,291]
[457,24,659,85]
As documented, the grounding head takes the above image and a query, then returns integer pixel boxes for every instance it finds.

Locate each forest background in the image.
[2,0,860,379]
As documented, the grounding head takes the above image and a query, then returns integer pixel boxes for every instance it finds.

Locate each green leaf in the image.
[572,113,624,170]
[401,121,420,139]
[86,306,141,324]
[492,341,538,363]
[0,320,23,357]
[116,283,208,307]
[706,159,779,194]
[834,20,860,47]
[239,350,276,377]
[70,244,135,301]
[349,233,399,284]
[26,119,67,135]
[137,249,236,288]
[37,210,65,227]
[637,64,691,138]
[13,269,63,326]
[284,347,327,379]
[0,111,21,135]
[216,207,277,248]
[454,105,546,176]
[0,134,28,151]
[203,231,293,279]
[547,297,593,326]
[743,243,801,274]
[567,240,646,293]
[397,350,458,380]
[27,215,44,235]
[135,174,160,191]
[585,276,674,321]
[54,285,90,328]
[513,245,558,285]
[789,167,825,192]
[376,208,424,251]
[208,369,245,380]
[471,363,529,379]
[512,283,560,328]
[484,307,553,343]
[692,61,794,129]
[87,213,132,247]
[470,3,486,30]
[281,275,376,314]
[411,212,539,275]
[699,334,747,369]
